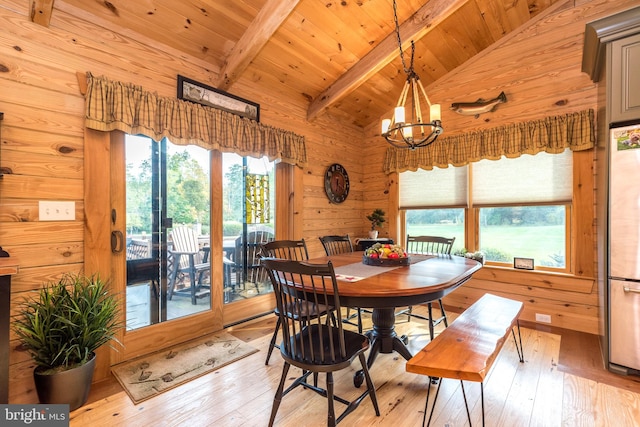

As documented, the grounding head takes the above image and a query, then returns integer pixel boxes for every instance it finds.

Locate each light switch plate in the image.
[39,201,76,221]
[535,313,552,323]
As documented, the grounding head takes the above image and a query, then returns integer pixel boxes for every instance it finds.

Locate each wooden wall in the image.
[363,0,636,334]
[0,0,634,403]
[0,0,368,403]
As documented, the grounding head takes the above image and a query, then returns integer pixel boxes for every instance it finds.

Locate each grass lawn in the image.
[407,224,565,267]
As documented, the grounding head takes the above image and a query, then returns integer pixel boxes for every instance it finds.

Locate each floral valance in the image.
[83,73,307,167]
[383,109,594,174]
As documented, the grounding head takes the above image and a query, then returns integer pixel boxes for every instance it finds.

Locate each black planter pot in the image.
[33,354,96,411]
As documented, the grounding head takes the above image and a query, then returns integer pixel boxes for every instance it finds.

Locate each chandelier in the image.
[381,0,443,149]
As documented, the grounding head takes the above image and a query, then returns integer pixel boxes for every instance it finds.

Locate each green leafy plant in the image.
[13,273,122,374]
[366,209,386,231]
[454,248,485,262]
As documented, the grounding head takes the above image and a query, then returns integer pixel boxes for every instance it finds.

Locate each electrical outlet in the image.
[535,313,552,323]
[39,201,75,221]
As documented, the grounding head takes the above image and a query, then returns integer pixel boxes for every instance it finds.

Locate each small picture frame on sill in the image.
[177,75,260,122]
[514,257,534,270]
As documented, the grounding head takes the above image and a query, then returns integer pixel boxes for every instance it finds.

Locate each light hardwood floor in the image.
[71,307,640,426]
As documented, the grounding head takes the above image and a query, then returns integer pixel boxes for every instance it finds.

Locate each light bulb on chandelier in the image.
[381,1,443,149]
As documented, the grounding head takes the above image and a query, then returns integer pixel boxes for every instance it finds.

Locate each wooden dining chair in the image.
[167,226,210,304]
[319,234,354,257]
[402,235,456,340]
[260,239,311,365]
[261,258,380,427]
[318,235,366,333]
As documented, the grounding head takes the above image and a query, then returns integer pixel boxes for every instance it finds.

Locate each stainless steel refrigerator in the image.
[608,122,640,374]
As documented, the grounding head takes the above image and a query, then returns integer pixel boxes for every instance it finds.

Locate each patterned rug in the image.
[112,332,258,404]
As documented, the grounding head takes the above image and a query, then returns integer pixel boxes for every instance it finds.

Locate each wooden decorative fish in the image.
[450,91,507,118]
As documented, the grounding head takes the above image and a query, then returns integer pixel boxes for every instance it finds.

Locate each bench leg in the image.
[422,377,443,427]
[511,320,525,363]
[423,379,485,427]
[460,380,473,426]
[481,382,485,427]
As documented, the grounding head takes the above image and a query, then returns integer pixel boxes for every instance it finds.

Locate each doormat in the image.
[112,332,258,404]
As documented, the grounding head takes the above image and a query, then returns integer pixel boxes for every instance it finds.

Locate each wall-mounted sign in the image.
[177,75,260,122]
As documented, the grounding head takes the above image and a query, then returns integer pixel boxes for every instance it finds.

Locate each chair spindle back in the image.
[261,239,309,261]
[319,235,354,256]
[406,235,455,255]
[262,258,347,365]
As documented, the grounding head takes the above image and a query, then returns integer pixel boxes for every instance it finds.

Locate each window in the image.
[478,206,567,267]
[405,209,465,254]
[400,149,572,270]
[400,165,467,254]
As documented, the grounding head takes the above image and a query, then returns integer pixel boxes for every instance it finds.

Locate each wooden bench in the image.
[406,293,525,427]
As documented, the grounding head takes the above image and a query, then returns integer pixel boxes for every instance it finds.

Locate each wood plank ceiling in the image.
[33,0,559,130]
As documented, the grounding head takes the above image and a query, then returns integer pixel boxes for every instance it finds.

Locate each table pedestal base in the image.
[354,307,413,387]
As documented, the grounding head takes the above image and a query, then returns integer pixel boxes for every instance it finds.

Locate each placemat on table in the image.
[334,254,433,282]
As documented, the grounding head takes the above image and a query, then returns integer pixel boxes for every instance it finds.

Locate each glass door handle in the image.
[111,230,124,254]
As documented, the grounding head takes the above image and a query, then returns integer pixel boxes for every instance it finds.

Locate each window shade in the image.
[399,166,468,209]
[471,149,572,206]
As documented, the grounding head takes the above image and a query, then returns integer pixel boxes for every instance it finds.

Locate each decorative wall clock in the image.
[324,163,350,204]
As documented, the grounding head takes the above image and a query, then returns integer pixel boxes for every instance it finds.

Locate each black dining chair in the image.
[318,235,366,333]
[260,239,312,365]
[401,235,456,341]
[261,257,380,427]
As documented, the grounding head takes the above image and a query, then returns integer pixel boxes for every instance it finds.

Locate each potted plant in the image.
[13,273,121,411]
[454,248,485,264]
[366,209,386,239]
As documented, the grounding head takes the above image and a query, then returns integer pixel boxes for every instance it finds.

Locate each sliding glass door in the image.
[222,153,275,304]
[124,135,211,329]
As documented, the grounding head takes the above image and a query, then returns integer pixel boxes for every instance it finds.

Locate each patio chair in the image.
[319,235,366,333]
[260,239,310,364]
[125,239,159,312]
[229,230,274,294]
[167,226,210,304]
[401,235,456,340]
[262,258,380,427]
[126,238,151,260]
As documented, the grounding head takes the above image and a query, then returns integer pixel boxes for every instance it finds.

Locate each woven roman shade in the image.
[400,148,572,209]
[472,149,572,206]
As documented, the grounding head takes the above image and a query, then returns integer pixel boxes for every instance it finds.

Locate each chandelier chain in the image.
[392,0,414,76]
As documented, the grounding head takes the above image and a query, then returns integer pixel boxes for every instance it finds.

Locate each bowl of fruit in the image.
[363,243,410,266]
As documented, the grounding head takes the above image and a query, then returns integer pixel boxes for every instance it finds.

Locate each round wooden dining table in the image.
[308,251,482,387]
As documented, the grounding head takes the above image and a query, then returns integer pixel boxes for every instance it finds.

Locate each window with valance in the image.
[398,109,594,271]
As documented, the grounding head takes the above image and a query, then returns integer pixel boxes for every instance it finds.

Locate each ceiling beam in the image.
[216,0,301,91]
[307,0,469,122]
[30,0,55,27]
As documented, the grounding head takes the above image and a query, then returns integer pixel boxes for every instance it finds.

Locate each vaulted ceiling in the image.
[33,0,560,130]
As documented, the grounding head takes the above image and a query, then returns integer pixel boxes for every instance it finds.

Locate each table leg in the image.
[354,307,413,387]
